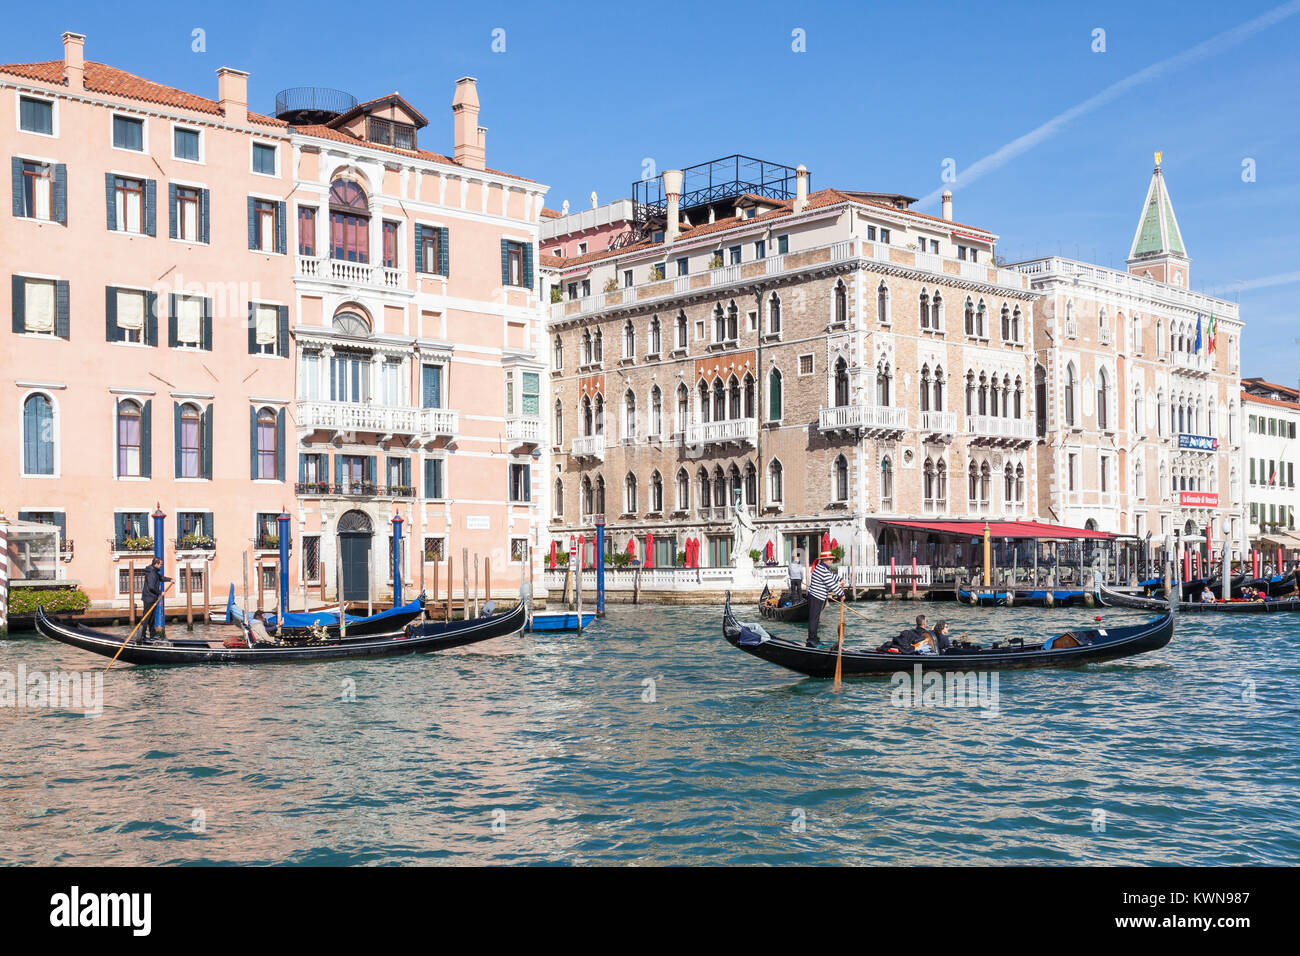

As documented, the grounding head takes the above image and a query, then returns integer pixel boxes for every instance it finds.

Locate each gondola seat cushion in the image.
[736,623,772,646]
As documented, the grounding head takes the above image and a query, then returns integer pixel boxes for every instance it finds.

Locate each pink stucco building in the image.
[1,32,549,609]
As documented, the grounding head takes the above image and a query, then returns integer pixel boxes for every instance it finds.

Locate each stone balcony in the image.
[919,410,958,440]
[506,415,543,446]
[965,414,1034,445]
[297,255,406,291]
[818,404,908,436]
[684,418,758,448]
[571,434,606,460]
[297,401,458,439]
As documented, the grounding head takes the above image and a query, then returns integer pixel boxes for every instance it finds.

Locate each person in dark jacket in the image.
[139,557,171,642]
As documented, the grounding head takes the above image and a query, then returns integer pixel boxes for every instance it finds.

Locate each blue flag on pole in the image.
[1195,313,1203,352]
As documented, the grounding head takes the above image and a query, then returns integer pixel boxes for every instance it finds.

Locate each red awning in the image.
[880,519,1113,540]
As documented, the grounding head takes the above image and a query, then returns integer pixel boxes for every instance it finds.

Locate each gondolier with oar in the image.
[139,556,172,643]
[805,547,845,648]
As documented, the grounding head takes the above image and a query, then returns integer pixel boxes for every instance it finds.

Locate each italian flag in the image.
[1207,312,1217,353]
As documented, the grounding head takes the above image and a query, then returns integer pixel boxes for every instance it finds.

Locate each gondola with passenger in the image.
[1097,582,1300,614]
[722,593,1173,677]
[757,584,810,623]
[34,598,527,665]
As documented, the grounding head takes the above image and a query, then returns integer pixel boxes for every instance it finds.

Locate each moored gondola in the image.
[226,594,426,637]
[35,599,526,665]
[1097,583,1300,614]
[757,584,810,623]
[722,592,1173,677]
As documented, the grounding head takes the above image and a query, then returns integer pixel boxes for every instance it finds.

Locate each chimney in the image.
[62,32,85,91]
[217,67,248,125]
[452,77,485,170]
[793,164,808,213]
[663,170,683,242]
[941,190,953,221]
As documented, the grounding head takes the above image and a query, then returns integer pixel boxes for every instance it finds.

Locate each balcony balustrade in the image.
[571,434,606,460]
[684,418,758,448]
[297,255,406,290]
[294,482,416,499]
[506,416,543,445]
[297,401,458,439]
[920,410,958,439]
[818,404,908,435]
[965,414,1034,444]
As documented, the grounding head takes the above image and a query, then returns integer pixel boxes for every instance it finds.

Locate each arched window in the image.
[116,399,142,477]
[976,300,987,337]
[834,358,850,407]
[876,361,891,406]
[329,179,369,263]
[979,462,991,507]
[676,311,688,349]
[768,368,783,420]
[924,457,936,509]
[964,297,975,336]
[744,462,757,507]
[1011,306,1022,342]
[728,375,741,419]
[726,300,739,340]
[713,466,726,510]
[1097,368,1109,430]
[178,402,202,478]
[965,370,976,416]
[833,282,846,326]
[729,464,743,508]
[332,310,370,337]
[554,478,564,516]
[712,378,726,421]
[698,467,711,509]
[877,282,890,324]
[582,330,592,365]
[931,290,943,330]
[919,289,931,330]
[713,304,726,342]
[676,383,689,434]
[595,475,606,515]
[770,292,783,334]
[650,470,663,513]
[1000,304,1011,340]
[581,395,593,436]
[933,366,945,411]
[554,334,564,370]
[676,468,690,511]
[581,476,593,517]
[255,407,278,480]
[624,390,636,439]
[623,319,635,359]
[834,455,849,502]
[1134,460,1146,499]
[968,461,979,507]
[1004,462,1015,503]
[880,456,893,510]
[768,459,784,503]
[649,315,661,355]
[554,399,564,446]
[936,459,948,508]
[593,329,603,363]
[1064,363,1077,426]
[650,386,663,436]
[593,394,604,435]
[920,364,931,412]
[1015,463,1024,504]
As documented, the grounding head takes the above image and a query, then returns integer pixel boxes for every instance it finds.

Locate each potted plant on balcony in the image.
[603,277,619,293]
[261,534,279,550]
[123,536,154,553]
[676,550,687,567]
[556,551,569,567]
[647,264,665,282]
[179,532,214,550]
[707,253,723,269]
[749,548,762,564]
[549,287,563,304]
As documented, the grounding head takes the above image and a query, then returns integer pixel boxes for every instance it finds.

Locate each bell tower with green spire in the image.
[1126,152,1190,287]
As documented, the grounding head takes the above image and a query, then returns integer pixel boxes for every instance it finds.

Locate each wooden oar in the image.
[106,581,172,671]
[833,596,845,690]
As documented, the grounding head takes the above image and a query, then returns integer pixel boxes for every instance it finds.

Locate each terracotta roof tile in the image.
[1242,389,1300,411]
[289,122,536,183]
[545,187,998,274]
[0,59,286,127]
[540,207,563,219]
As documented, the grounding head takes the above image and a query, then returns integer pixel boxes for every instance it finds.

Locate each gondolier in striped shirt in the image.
[805,548,845,648]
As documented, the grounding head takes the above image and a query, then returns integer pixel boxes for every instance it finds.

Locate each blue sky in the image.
[9,0,1300,382]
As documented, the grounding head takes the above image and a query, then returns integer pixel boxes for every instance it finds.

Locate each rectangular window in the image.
[423,458,445,499]
[798,354,814,376]
[416,227,439,273]
[112,115,143,151]
[581,279,591,297]
[1068,454,1078,491]
[173,126,200,161]
[755,240,766,259]
[252,303,279,355]
[1100,455,1109,493]
[118,407,142,476]
[114,176,145,233]
[675,259,688,277]
[382,358,404,406]
[623,269,633,287]
[867,225,877,240]
[880,228,891,244]
[22,277,56,334]
[255,513,279,550]
[19,96,53,134]
[521,372,540,416]
[303,535,321,582]
[19,161,52,220]
[175,295,203,347]
[252,142,277,175]
[253,199,276,252]
[728,245,742,265]
[509,462,531,502]
[506,241,524,285]
[423,536,445,562]
[176,187,200,241]
[386,456,411,495]
[957,245,968,261]
[114,288,147,343]
[330,352,370,403]
[298,206,316,256]
[777,235,789,254]
[382,221,399,269]
[421,364,443,409]
[114,512,149,550]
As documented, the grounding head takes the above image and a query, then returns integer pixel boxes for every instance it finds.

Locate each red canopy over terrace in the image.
[879,519,1114,540]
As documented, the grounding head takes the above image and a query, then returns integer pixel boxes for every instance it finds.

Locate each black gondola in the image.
[226,594,427,638]
[722,593,1173,677]
[34,600,527,665]
[757,584,810,623]
[1097,583,1300,614]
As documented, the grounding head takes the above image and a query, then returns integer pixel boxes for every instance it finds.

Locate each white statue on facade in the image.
[730,488,756,568]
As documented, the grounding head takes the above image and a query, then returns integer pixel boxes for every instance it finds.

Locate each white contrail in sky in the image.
[918,0,1300,208]
[1234,270,1300,292]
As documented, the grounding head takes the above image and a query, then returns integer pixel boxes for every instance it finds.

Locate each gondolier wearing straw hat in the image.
[805,548,845,648]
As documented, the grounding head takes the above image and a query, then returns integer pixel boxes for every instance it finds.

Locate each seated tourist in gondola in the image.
[249,611,275,645]
[1199,585,1217,604]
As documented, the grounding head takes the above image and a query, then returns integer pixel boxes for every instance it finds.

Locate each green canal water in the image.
[1,601,1296,865]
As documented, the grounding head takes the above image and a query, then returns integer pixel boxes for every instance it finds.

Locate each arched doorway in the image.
[338,509,373,601]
